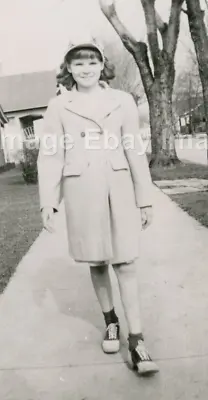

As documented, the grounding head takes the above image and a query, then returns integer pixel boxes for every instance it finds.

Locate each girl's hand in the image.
[41,207,55,233]
[140,206,153,230]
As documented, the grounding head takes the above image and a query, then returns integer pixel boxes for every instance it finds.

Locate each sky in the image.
[0,0,203,76]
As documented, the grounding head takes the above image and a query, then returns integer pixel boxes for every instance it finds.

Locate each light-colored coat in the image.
[37,83,153,264]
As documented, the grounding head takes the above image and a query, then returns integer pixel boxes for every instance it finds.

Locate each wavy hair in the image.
[56,47,115,91]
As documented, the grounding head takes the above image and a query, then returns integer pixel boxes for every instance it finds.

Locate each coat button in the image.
[80,131,85,138]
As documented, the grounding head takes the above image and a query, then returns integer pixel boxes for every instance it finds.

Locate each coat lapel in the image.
[63,83,121,126]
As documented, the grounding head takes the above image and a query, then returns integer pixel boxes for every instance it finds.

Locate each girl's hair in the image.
[56,47,115,91]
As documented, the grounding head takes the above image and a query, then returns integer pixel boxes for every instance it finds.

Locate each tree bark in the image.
[185,0,208,159]
[99,0,183,167]
[133,43,178,166]
[149,67,178,166]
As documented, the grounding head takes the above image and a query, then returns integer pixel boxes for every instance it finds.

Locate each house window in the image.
[23,125,35,139]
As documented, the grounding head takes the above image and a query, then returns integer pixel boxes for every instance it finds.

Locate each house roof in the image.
[0,70,57,113]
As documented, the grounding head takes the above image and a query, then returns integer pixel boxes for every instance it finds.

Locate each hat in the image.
[64,37,105,63]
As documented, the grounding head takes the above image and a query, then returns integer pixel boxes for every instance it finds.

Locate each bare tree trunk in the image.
[149,51,179,166]
[99,0,184,167]
[126,33,179,166]
[185,0,208,160]
[150,87,177,165]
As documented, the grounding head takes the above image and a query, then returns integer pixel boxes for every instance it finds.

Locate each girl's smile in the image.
[67,58,104,91]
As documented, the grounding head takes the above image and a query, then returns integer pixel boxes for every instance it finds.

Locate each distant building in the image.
[174,96,205,135]
[179,103,206,135]
[0,70,57,162]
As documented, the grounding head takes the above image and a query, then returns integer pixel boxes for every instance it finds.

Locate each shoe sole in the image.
[102,340,120,354]
[137,361,159,376]
[127,352,159,376]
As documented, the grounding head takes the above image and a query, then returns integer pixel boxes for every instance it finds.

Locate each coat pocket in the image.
[63,160,89,177]
[109,155,129,171]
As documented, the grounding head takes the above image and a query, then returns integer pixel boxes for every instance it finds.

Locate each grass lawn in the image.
[149,159,208,229]
[0,168,42,294]
[150,161,208,181]
[169,191,208,228]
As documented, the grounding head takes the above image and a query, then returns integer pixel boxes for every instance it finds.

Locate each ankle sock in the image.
[103,308,119,326]
[128,332,144,351]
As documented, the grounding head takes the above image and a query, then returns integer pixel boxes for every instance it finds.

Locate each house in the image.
[179,103,206,135]
[0,70,57,162]
[174,96,205,135]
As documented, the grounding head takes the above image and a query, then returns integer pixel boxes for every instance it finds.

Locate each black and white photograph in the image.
[0,0,208,398]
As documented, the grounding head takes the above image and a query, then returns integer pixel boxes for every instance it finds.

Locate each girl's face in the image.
[67,50,104,90]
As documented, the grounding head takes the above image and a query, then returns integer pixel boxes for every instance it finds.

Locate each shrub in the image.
[0,162,15,174]
[20,142,39,184]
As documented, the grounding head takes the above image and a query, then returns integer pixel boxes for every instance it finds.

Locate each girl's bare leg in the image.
[89,264,113,312]
[113,260,159,375]
[89,264,120,354]
[112,260,142,334]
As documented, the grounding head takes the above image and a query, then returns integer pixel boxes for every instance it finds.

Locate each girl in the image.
[37,37,159,376]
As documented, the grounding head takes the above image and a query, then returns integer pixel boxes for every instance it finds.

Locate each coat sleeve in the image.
[121,92,153,208]
[37,97,64,212]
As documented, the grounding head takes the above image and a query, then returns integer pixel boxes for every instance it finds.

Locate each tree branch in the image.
[140,0,161,71]
[99,0,154,95]
[99,0,138,52]
[156,11,168,35]
[166,0,185,58]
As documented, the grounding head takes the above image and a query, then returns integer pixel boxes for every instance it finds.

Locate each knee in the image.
[113,261,137,277]
[90,264,108,276]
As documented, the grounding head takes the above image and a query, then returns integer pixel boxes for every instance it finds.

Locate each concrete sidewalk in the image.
[1,186,208,399]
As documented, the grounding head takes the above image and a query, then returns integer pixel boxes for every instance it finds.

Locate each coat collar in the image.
[63,81,121,127]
